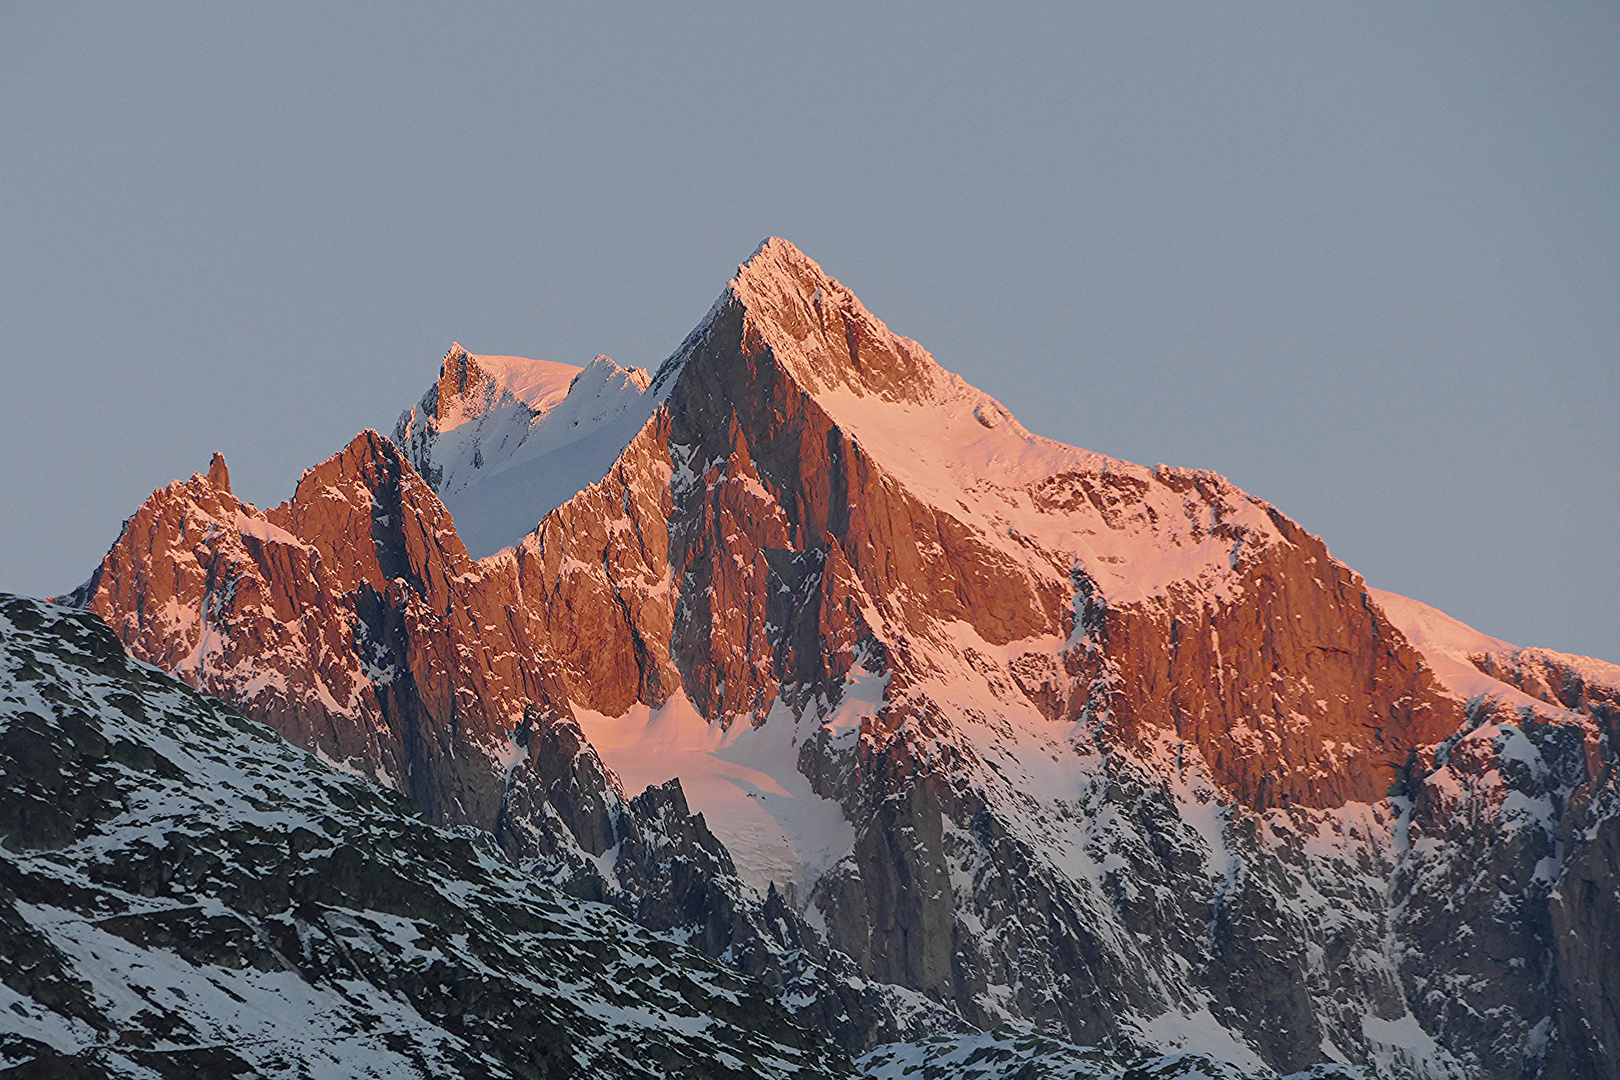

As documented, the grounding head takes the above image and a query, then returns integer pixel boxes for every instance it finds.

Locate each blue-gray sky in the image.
[3,3,1616,660]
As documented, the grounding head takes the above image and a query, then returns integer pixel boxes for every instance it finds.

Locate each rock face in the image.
[1552,803,1620,1079]
[0,594,847,1079]
[67,238,1620,1078]
[72,428,567,832]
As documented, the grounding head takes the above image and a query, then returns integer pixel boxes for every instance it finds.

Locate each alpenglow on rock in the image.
[62,238,1620,1079]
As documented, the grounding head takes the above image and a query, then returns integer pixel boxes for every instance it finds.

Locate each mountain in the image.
[60,238,1620,1078]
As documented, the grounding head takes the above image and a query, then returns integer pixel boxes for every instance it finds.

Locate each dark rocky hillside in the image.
[0,594,845,1079]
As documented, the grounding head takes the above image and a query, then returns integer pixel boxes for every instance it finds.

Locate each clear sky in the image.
[3,3,1616,661]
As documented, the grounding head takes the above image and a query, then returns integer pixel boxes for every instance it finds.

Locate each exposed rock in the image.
[0,594,847,1079]
[1551,800,1620,1080]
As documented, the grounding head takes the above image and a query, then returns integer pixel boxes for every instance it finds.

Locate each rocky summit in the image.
[13,239,1617,1078]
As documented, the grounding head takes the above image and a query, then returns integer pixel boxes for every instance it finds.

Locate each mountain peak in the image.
[735,236,826,287]
[205,451,230,494]
[570,354,652,395]
[432,344,580,429]
[719,238,948,410]
[731,236,853,318]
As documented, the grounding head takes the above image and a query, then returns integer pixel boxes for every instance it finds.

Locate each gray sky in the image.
[3,3,1616,661]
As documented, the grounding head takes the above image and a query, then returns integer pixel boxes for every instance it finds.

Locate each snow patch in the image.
[392,346,665,558]
[574,691,856,901]
[1126,1007,1269,1074]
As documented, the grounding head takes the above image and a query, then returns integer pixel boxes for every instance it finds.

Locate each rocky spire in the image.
[206,451,230,494]
[436,343,485,422]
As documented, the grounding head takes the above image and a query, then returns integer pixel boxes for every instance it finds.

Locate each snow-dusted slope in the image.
[0,594,846,1079]
[394,344,659,557]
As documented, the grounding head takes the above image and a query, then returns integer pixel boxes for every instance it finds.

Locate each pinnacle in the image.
[725,237,855,329]
[744,236,809,264]
[440,343,475,388]
[206,452,231,494]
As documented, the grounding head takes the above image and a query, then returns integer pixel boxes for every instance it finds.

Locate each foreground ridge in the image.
[0,594,844,1078]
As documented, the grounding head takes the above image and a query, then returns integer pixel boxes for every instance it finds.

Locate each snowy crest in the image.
[392,343,658,558]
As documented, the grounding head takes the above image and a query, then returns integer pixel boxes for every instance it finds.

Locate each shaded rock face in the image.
[69,238,1620,1077]
[1552,803,1620,1080]
[1387,691,1620,1080]
[804,711,1432,1073]
[1384,647,1620,1078]
[1394,704,1576,1077]
[0,594,846,1079]
[494,706,968,1057]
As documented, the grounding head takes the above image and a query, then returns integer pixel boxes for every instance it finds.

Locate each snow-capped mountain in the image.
[58,239,1620,1078]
